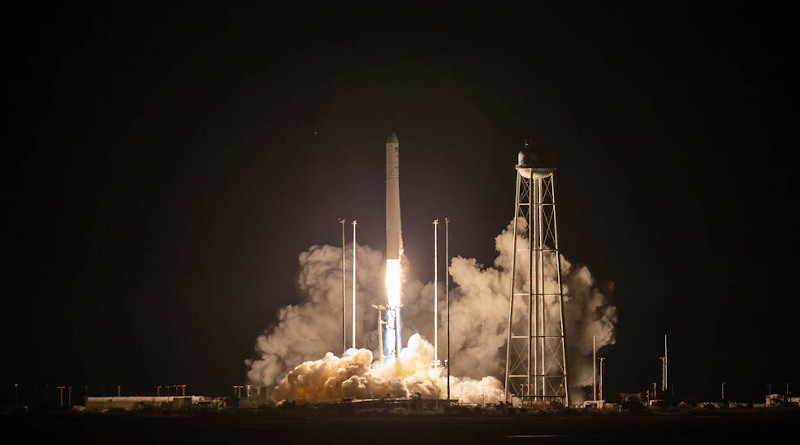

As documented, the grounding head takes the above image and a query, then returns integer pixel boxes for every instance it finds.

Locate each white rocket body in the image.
[386,132,402,260]
[385,132,403,359]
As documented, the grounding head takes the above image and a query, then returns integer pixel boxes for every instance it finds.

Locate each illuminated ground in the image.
[4,410,798,444]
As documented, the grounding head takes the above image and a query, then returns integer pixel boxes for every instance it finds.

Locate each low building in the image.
[85,395,224,411]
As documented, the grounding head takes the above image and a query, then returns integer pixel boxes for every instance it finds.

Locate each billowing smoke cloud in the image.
[445,219,618,401]
[270,334,502,404]
[247,220,617,402]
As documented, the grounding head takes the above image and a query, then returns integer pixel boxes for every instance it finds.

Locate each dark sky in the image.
[2,2,796,402]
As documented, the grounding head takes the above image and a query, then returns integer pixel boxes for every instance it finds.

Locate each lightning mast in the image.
[504,143,570,406]
[662,334,668,392]
[352,220,357,349]
[433,219,440,366]
[446,217,451,402]
[593,336,597,403]
[340,218,346,354]
[599,356,605,401]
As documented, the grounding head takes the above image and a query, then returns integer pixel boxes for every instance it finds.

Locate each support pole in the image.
[537,177,545,400]
[352,220,357,349]
[504,173,521,404]
[433,219,439,364]
[340,218,346,355]
[528,175,534,400]
[599,357,605,401]
[593,335,597,403]
[446,217,451,402]
[551,173,570,406]
[663,334,668,392]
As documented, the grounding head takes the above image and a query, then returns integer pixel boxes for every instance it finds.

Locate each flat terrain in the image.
[3,410,798,444]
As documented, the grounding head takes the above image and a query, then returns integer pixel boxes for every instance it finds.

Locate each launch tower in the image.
[504,145,570,406]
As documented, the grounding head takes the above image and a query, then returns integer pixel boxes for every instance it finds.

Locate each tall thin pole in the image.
[599,357,605,401]
[352,220,357,349]
[340,218,346,354]
[446,217,450,402]
[433,219,439,363]
[664,334,668,392]
[593,336,597,402]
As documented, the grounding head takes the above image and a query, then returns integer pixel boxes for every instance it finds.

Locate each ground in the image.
[3,410,798,444]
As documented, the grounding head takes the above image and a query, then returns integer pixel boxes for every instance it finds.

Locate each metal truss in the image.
[504,166,570,406]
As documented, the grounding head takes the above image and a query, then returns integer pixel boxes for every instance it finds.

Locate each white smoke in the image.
[445,219,618,402]
[246,243,385,388]
[247,220,617,403]
[270,333,502,404]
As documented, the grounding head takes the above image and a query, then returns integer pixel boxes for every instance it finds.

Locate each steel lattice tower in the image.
[504,148,570,406]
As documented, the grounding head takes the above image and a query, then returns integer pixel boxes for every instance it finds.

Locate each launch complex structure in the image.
[504,145,570,406]
[340,134,451,379]
[339,135,572,406]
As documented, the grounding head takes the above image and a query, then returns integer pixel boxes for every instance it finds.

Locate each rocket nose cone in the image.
[387,132,398,144]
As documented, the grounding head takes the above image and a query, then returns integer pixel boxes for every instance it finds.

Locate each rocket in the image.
[384,132,403,359]
[386,132,402,259]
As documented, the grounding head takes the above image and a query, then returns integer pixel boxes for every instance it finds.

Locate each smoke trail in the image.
[247,220,617,402]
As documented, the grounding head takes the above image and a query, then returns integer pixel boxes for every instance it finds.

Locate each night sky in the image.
[3,2,796,402]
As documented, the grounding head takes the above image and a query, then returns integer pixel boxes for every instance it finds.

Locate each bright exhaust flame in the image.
[385,259,402,358]
[386,259,402,307]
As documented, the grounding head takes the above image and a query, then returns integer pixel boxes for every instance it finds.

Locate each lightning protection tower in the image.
[504,144,570,407]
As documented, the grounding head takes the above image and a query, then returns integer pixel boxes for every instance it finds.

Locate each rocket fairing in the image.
[386,132,402,260]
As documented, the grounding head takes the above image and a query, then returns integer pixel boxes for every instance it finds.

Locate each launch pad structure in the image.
[504,146,570,406]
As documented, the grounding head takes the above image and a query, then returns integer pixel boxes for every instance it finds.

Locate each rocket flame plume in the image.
[384,259,403,360]
[385,259,402,308]
[246,220,617,404]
